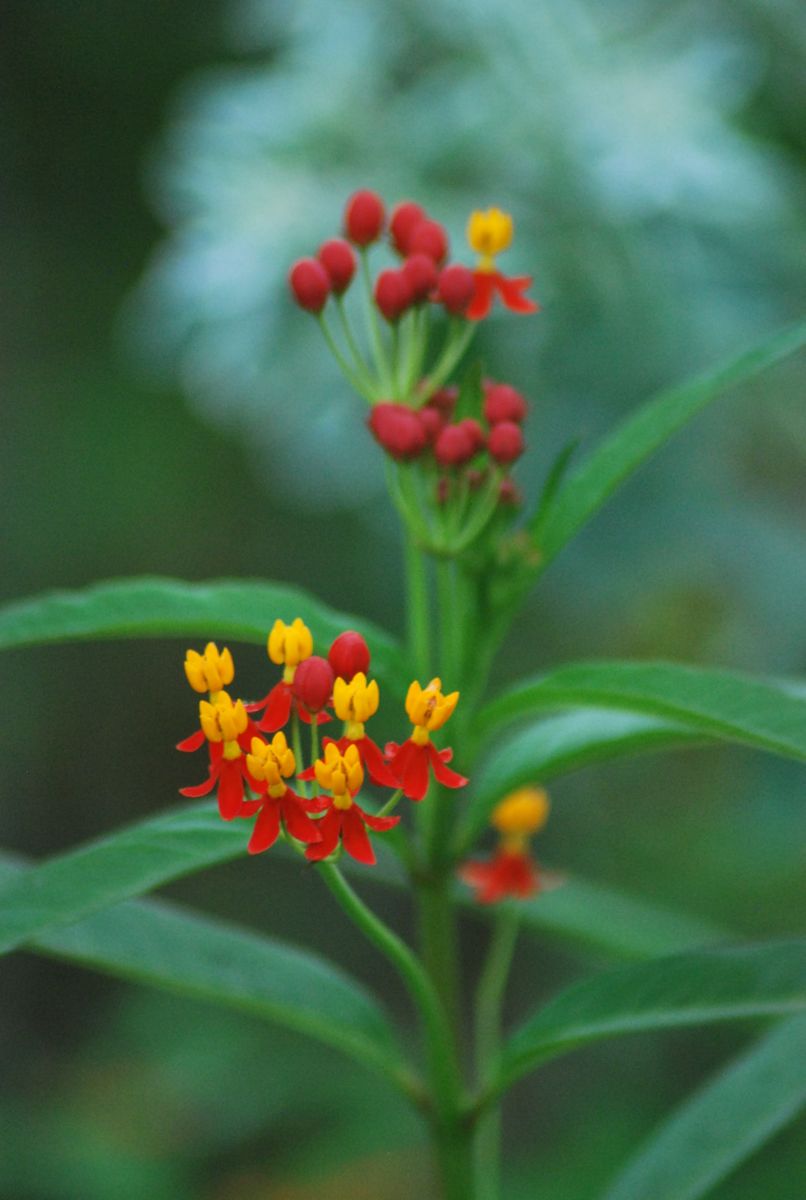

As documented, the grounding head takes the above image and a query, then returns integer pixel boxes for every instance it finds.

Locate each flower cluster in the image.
[178,621,468,865]
[459,787,550,904]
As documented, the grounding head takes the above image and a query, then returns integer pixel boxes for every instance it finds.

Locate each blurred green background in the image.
[2,1,805,1196]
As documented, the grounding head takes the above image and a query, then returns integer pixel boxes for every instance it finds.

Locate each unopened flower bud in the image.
[436,264,476,315]
[288,258,331,314]
[344,189,385,245]
[328,631,371,681]
[402,252,439,302]
[374,269,414,322]
[293,655,335,713]
[426,386,459,415]
[435,423,476,467]
[484,382,528,424]
[408,219,449,264]
[458,417,486,454]
[368,402,427,460]
[499,477,523,506]
[390,201,426,255]
[318,238,356,294]
[418,405,444,443]
[488,421,525,464]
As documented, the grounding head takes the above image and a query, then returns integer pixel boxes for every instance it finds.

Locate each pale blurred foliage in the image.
[128,0,806,666]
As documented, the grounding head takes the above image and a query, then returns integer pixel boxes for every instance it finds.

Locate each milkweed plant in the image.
[2,188,806,1200]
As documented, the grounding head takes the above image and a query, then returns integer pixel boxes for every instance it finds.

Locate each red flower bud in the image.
[488,421,525,464]
[499,477,523,506]
[483,382,528,424]
[328,631,371,681]
[288,258,331,314]
[436,264,476,316]
[458,417,486,454]
[408,219,449,264]
[292,655,335,713]
[390,201,427,255]
[402,252,439,302]
[417,405,444,443]
[426,386,459,415]
[374,269,414,322]
[318,238,356,294]
[435,423,476,468]
[344,190,385,246]
[368,402,427,460]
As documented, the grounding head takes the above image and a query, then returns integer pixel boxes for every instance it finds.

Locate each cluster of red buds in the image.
[178,622,468,865]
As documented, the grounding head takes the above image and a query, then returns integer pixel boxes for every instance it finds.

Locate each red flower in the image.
[177,693,258,820]
[466,271,538,321]
[299,672,400,789]
[384,737,467,802]
[246,617,330,732]
[242,733,322,854]
[459,848,540,904]
[305,800,399,866]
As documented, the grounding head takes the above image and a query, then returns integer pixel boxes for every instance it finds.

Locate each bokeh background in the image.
[2,1,805,1196]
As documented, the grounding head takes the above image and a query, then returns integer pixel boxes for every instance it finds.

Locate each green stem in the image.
[474,908,520,1200]
[376,787,403,818]
[335,296,377,396]
[316,862,462,1121]
[317,313,376,401]
[405,527,431,678]
[360,249,394,394]
[424,319,477,394]
[437,559,459,687]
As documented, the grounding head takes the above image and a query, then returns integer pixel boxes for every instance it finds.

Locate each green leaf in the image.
[0,794,725,970]
[476,660,806,764]
[0,852,407,1088]
[0,802,245,956]
[458,708,706,853]
[0,576,405,686]
[497,940,806,1094]
[601,1015,806,1200]
[533,318,806,567]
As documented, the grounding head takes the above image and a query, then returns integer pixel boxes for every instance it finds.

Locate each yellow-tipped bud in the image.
[406,678,459,733]
[199,692,248,746]
[492,787,550,838]
[467,207,514,266]
[333,672,380,726]
[184,642,235,694]
[267,618,313,670]
[314,742,363,805]
[247,732,296,793]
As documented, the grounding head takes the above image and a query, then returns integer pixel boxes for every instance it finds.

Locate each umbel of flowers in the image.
[288,191,538,554]
[178,621,474,868]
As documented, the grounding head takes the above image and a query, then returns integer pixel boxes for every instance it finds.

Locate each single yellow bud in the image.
[492,787,550,838]
[314,742,364,802]
[405,678,459,733]
[333,672,380,726]
[246,732,296,790]
[184,642,234,694]
[267,618,313,669]
[467,207,514,265]
[199,692,248,746]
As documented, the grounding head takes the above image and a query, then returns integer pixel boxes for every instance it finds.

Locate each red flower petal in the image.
[179,775,216,798]
[217,760,245,820]
[257,682,293,732]
[176,728,206,753]
[281,791,322,844]
[387,739,431,801]
[466,272,496,321]
[355,735,401,788]
[340,807,376,865]
[429,744,468,790]
[360,808,401,833]
[305,807,342,861]
[248,802,281,854]
[496,273,539,314]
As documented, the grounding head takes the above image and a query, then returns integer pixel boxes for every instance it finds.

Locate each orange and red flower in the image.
[465,207,539,321]
[300,672,399,789]
[384,677,468,801]
[460,787,551,904]
[241,732,322,854]
[247,617,330,731]
[304,743,400,866]
[177,691,259,820]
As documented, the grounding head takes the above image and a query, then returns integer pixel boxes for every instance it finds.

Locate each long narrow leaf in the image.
[0,799,725,966]
[601,1014,806,1200]
[534,318,806,566]
[0,853,408,1089]
[497,940,806,1094]
[458,708,705,852]
[477,660,806,763]
[0,577,404,686]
